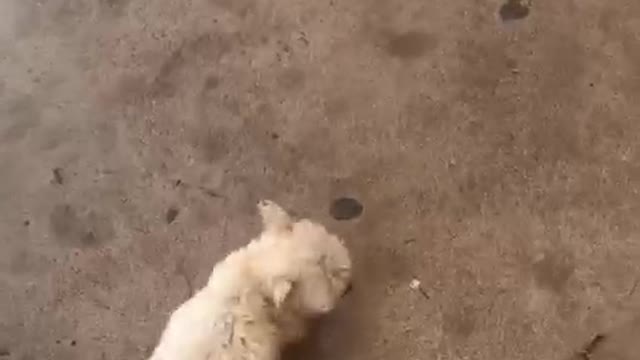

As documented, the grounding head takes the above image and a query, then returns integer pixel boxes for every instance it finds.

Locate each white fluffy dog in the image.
[149,200,353,360]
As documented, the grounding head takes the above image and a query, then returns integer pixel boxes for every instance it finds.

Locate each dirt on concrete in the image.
[1,0,640,359]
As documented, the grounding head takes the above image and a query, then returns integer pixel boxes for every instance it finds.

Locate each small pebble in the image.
[409,279,421,290]
[166,207,179,224]
[52,167,64,185]
[410,278,430,299]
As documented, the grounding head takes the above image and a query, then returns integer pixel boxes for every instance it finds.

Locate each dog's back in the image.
[149,256,281,360]
[149,287,230,360]
[148,201,352,360]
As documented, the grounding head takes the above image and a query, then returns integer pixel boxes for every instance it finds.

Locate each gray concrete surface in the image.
[2,0,640,359]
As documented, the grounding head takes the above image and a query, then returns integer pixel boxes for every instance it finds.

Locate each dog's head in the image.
[255,201,353,316]
[282,219,352,315]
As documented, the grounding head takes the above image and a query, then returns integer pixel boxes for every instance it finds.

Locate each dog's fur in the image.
[149,200,352,360]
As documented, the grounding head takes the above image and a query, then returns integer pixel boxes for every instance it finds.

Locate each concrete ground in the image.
[2,0,640,359]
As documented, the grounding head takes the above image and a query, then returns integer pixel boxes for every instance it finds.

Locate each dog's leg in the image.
[258,200,292,232]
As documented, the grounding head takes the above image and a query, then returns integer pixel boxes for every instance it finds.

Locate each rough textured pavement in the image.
[2,0,640,359]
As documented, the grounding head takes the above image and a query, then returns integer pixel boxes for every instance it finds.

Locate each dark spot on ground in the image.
[499,0,530,21]
[2,95,41,142]
[443,305,477,338]
[70,340,77,347]
[166,207,180,224]
[270,132,280,140]
[330,197,363,220]
[23,219,30,227]
[149,48,185,98]
[50,204,80,241]
[198,130,230,162]
[52,168,64,185]
[324,98,349,118]
[532,250,575,293]
[386,31,437,59]
[81,231,98,246]
[203,75,221,91]
[149,33,233,98]
[277,68,306,90]
[0,347,9,356]
[85,211,115,247]
[49,205,113,248]
[580,334,607,358]
[199,187,223,198]
[569,334,611,359]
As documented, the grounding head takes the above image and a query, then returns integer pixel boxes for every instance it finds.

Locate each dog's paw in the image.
[258,200,292,231]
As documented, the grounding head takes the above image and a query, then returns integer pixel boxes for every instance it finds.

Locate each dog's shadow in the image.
[282,302,358,360]
[281,322,326,360]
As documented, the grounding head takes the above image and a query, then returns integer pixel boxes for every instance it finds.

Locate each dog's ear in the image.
[258,200,293,233]
[271,278,293,308]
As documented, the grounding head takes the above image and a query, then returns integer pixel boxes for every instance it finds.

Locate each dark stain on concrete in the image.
[149,46,188,98]
[277,68,306,91]
[399,95,450,143]
[221,94,242,116]
[499,0,530,21]
[166,207,180,224]
[454,37,511,102]
[198,129,231,162]
[1,96,41,142]
[149,33,233,98]
[443,304,477,338]
[532,250,575,293]
[50,204,81,244]
[51,0,92,35]
[85,211,115,247]
[580,334,607,358]
[537,35,587,104]
[81,231,99,246]
[50,204,114,248]
[324,98,349,118]
[330,198,363,220]
[52,168,64,185]
[386,31,437,59]
[203,75,221,92]
[598,7,619,35]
